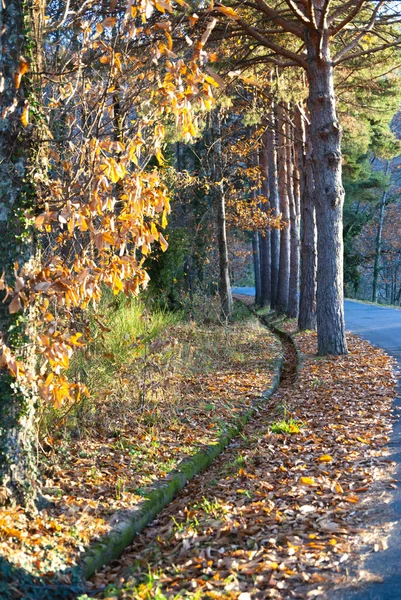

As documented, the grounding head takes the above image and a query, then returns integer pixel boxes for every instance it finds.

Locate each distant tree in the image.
[211,0,401,354]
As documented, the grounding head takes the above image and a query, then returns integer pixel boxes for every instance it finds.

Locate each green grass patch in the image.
[271,418,305,435]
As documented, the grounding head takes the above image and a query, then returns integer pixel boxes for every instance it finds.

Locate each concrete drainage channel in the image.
[74,305,299,588]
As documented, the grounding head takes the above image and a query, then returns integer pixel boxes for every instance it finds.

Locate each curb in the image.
[78,340,284,580]
[261,317,302,380]
[237,300,301,381]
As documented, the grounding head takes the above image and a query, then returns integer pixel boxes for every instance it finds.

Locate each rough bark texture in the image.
[372,161,390,303]
[252,231,262,306]
[266,104,280,309]
[295,105,317,331]
[210,110,233,320]
[259,131,271,307]
[307,37,347,355]
[0,0,45,507]
[287,105,300,319]
[276,103,290,314]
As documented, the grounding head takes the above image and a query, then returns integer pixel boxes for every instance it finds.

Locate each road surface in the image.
[233,290,401,599]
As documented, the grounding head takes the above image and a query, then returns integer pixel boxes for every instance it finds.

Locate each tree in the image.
[209,109,233,319]
[212,0,401,354]
[0,0,46,509]
[0,0,211,507]
[287,103,300,319]
[295,104,317,330]
[276,102,290,313]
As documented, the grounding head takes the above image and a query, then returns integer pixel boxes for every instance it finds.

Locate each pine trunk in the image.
[259,131,271,307]
[267,104,280,308]
[307,40,347,355]
[287,105,300,319]
[210,111,233,320]
[295,105,317,331]
[372,162,390,303]
[0,0,46,508]
[276,103,290,314]
[252,232,262,306]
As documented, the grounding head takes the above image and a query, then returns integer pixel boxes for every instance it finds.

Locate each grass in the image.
[5,293,281,581]
[270,418,305,434]
[68,288,181,395]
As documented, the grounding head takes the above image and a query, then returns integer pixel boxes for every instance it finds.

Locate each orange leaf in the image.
[9,295,22,314]
[21,103,29,127]
[216,5,240,19]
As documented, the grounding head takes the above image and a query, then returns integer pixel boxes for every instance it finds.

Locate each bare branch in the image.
[45,0,71,33]
[317,0,332,29]
[333,37,401,65]
[236,16,308,67]
[327,0,365,31]
[333,1,386,63]
[283,0,312,27]
[253,0,305,37]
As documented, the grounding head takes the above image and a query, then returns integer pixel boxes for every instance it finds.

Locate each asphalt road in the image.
[233,289,401,361]
[233,289,401,599]
[334,300,401,600]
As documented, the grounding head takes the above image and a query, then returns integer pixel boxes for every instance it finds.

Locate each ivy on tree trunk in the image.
[0,0,45,508]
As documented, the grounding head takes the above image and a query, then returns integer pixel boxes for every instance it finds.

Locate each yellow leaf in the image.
[21,104,29,127]
[345,495,359,503]
[317,454,334,462]
[161,210,168,229]
[165,30,173,50]
[216,5,240,19]
[300,477,316,486]
[159,233,168,252]
[356,436,370,444]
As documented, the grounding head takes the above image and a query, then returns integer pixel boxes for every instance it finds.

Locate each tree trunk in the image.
[252,231,262,306]
[307,39,347,355]
[276,103,290,314]
[210,110,233,320]
[287,105,300,319]
[0,0,46,508]
[295,105,317,331]
[372,161,390,303]
[259,130,271,307]
[266,104,280,308]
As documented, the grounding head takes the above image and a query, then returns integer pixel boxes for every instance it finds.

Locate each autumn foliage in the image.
[0,1,215,408]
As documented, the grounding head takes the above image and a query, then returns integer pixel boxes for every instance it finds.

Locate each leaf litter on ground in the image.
[0,317,281,582]
[88,328,397,600]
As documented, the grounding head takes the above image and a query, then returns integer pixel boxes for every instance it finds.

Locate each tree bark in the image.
[287,105,300,319]
[0,0,46,508]
[276,103,290,314]
[295,105,317,331]
[210,110,233,320]
[266,103,280,308]
[252,231,262,306]
[259,130,271,307]
[372,161,390,303]
[307,38,347,355]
